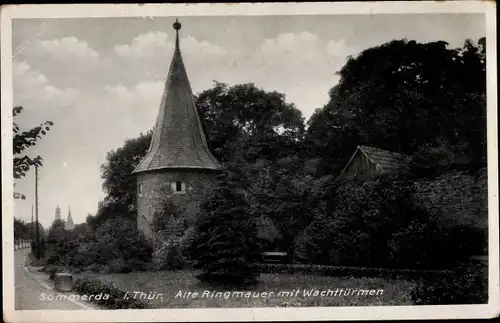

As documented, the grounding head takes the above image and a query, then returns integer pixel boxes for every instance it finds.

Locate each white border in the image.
[1,2,498,322]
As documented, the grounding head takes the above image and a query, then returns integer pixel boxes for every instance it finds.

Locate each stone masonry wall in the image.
[136,170,219,246]
[410,168,488,230]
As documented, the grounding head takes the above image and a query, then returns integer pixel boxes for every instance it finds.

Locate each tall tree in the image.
[14,218,31,240]
[95,131,152,226]
[190,170,260,286]
[307,38,487,176]
[195,82,306,165]
[247,159,323,261]
[13,106,54,199]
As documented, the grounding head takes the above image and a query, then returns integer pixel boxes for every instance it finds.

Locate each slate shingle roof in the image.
[357,145,409,173]
[339,145,411,179]
[133,22,221,174]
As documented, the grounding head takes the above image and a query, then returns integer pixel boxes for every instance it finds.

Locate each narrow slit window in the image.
[138,183,143,194]
[175,181,183,192]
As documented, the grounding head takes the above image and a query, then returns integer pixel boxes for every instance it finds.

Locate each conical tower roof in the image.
[133,19,221,174]
[66,206,74,230]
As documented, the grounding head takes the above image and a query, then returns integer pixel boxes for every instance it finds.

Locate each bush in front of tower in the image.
[150,197,190,270]
[190,171,261,287]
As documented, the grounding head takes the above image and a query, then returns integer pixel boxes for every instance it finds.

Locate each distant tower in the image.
[55,205,61,221]
[132,19,222,244]
[66,206,74,230]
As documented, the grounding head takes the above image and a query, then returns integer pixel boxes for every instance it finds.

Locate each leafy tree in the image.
[95,131,152,225]
[13,106,54,199]
[46,219,72,264]
[47,219,67,240]
[190,170,260,286]
[307,38,487,176]
[14,218,31,240]
[72,222,92,238]
[196,82,306,165]
[247,159,323,262]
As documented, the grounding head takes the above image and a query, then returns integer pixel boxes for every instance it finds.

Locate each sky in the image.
[12,14,485,228]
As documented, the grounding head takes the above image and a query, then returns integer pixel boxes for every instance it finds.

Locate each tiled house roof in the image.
[133,20,221,174]
[357,145,409,173]
[339,145,411,179]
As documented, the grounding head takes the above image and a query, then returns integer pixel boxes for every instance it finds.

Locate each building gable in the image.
[339,145,410,180]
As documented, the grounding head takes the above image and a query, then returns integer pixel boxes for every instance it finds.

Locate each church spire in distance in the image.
[55,204,61,221]
[66,205,74,230]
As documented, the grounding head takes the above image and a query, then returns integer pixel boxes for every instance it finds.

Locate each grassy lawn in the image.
[76,270,417,308]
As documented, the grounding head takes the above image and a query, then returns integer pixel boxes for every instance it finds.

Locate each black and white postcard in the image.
[2,2,498,322]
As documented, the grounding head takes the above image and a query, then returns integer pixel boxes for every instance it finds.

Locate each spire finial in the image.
[173,18,181,49]
[173,18,181,31]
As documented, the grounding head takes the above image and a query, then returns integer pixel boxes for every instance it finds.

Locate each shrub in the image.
[43,217,154,273]
[389,223,486,268]
[154,240,186,270]
[295,176,475,269]
[72,277,147,309]
[69,240,101,267]
[106,258,126,273]
[405,138,472,178]
[95,219,153,264]
[148,227,195,271]
[124,258,148,272]
[178,226,196,261]
[411,263,488,304]
[296,178,406,266]
[61,219,153,272]
[152,197,181,233]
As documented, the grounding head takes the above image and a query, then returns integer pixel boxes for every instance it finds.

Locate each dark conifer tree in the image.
[190,170,260,287]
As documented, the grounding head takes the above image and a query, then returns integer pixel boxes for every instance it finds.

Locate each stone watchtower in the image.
[132,19,222,243]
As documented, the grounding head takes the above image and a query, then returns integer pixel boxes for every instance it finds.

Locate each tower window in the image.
[171,181,186,194]
[138,183,143,194]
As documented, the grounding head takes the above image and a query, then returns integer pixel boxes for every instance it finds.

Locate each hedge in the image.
[71,277,147,309]
[253,263,452,280]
